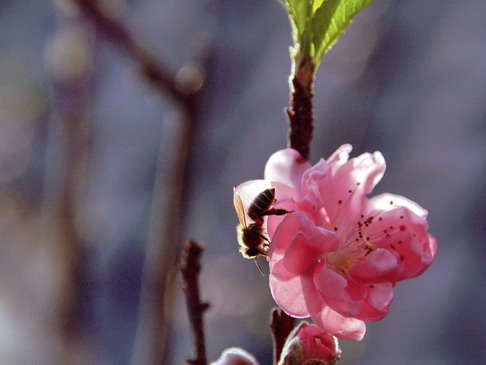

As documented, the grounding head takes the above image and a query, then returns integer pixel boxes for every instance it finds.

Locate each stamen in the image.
[331,182,361,230]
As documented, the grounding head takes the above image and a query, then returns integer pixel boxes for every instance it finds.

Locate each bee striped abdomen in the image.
[248,188,276,224]
[233,186,293,265]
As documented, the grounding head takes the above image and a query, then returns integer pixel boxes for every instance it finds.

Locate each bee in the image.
[233,187,293,271]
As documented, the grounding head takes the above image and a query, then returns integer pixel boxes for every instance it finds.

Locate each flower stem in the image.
[287,57,315,160]
[270,307,295,364]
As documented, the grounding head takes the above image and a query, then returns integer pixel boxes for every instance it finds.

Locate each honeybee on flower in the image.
[234,187,293,274]
[234,145,437,340]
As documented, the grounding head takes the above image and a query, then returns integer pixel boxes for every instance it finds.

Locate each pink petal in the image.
[310,306,366,340]
[268,212,302,260]
[300,159,329,208]
[313,266,366,317]
[283,233,324,274]
[358,282,393,321]
[316,150,386,235]
[350,249,399,282]
[387,231,436,280]
[326,144,352,168]
[326,146,386,197]
[269,260,316,318]
[347,151,386,196]
[423,234,438,265]
[363,195,437,281]
[366,193,428,218]
[283,227,340,274]
[264,148,310,194]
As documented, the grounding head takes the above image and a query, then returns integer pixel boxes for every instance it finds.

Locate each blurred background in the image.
[0,0,485,364]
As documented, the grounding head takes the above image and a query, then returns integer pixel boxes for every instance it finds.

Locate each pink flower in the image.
[211,347,259,365]
[235,145,437,340]
[279,322,340,365]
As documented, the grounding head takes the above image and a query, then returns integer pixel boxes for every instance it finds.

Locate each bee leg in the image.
[258,233,270,243]
[262,208,294,216]
[275,208,294,215]
[254,257,265,276]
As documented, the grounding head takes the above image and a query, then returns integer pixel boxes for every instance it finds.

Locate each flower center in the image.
[326,249,358,275]
[326,202,409,274]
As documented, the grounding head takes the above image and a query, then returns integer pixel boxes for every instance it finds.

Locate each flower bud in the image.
[279,322,341,365]
[211,347,259,365]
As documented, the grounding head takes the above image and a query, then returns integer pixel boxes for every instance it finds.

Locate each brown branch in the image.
[131,97,199,365]
[287,57,315,160]
[67,2,206,364]
[73,0,188,104]
[181,240,210,365]
[270,307,295,365]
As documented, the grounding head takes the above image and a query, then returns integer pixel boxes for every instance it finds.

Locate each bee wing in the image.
[233,188,247,228]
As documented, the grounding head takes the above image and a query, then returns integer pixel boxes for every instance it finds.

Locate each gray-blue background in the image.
[0,0,485,364]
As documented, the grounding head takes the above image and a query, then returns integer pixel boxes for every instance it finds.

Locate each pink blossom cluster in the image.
[235,145,437,340]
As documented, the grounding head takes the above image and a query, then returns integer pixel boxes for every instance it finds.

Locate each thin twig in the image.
[66,1,206,364]
[287,57,315,160]
[270,307,295,365]
[181,240,210,365]
[131,94,199,365]
[73,0,188,105]
[66,2,210,364]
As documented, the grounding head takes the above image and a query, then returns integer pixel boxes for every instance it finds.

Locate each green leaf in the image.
[286,0,313,53]
[312,0,375,65]
[312,0,325,13]
[279,0,376,71]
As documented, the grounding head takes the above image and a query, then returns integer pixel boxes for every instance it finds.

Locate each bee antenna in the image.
[254,257,266,276]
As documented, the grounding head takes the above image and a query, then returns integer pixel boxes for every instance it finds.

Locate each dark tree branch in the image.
[287,57,315,160]
[181,240,210,365]
[132,95,200,365]
[65,1,206,364]
[270,307,295,365]
[73,0,189,104]
[65,3,213,365]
